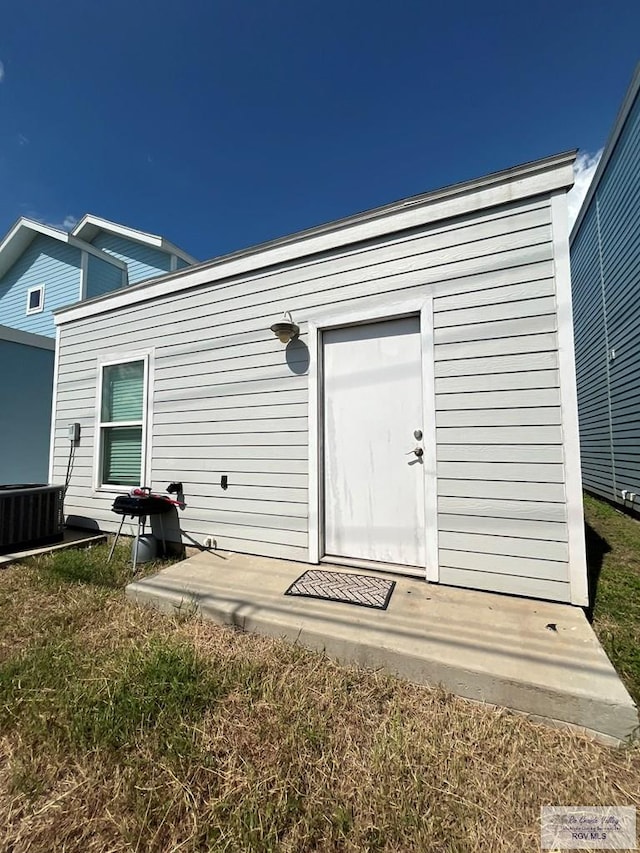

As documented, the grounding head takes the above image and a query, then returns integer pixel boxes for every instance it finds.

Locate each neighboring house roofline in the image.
[0,323,55,350]
[55,149,577,326]
[0,217,128,279]
[71,214,198,265]
[570,62,640,243]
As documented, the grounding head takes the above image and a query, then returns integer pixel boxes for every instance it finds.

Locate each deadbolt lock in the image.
[414,429,423,440]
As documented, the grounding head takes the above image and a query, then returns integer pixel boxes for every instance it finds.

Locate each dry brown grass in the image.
[1,545,640,852]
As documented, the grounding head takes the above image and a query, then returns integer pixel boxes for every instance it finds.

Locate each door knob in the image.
[406,447,424,457]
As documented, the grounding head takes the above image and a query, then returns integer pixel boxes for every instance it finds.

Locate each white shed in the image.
[50,151,588,605]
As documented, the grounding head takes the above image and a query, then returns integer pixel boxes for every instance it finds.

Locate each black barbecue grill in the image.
[108,491,175,572]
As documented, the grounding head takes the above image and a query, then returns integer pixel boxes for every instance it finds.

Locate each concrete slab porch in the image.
[126,550,638,745]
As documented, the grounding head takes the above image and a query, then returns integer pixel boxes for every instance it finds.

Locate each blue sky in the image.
[0,1,638,261]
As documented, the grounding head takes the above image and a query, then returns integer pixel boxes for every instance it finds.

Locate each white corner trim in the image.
[48,326,61,485]
[420,296,439,582]
[80,250,89,300]
[308,321,320,563]
[551,191,589,607]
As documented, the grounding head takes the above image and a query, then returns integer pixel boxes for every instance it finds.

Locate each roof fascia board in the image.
[158,240,198,265]
[72,214,163,247]
[0,324,55,350]
[56,151,576,326]
[0,218,72,278]
[570,63,640,242]
[0,218,127,279]
[72,215,197,265]
[0,218,66,254]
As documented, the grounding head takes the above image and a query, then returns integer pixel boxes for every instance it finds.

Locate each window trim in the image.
[26,284,45,315]
[93,350,153,493]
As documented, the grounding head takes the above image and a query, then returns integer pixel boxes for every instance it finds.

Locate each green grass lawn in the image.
[0,500,639,852]
[586,494,640,705]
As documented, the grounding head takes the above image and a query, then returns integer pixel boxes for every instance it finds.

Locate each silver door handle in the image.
[406,447,424,457]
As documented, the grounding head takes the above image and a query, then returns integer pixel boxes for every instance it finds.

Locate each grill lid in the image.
[111,495,175,517]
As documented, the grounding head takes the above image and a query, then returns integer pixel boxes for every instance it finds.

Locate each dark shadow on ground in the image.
[584,521,611,622]
[65,516,101,530]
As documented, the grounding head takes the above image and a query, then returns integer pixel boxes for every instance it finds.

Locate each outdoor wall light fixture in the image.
[270,311,300,344]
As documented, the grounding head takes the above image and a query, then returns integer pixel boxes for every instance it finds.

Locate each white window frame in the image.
[93,349,154,493]
[26,284,45,315]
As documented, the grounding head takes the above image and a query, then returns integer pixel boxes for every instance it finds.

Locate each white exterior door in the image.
[323,316,425,569]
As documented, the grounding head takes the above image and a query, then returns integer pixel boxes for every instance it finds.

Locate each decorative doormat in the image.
[285,569,395,610]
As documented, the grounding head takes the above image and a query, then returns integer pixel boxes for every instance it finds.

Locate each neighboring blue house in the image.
[570,63,640,511]
[72,214,195,286]
[0,325,55,483]
[0,214,196,483]
[0,216,197,338]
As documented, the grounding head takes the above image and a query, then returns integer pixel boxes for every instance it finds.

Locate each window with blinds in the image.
[99,359,146,486]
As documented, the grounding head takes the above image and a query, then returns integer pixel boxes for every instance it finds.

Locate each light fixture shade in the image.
[270,311,299,344]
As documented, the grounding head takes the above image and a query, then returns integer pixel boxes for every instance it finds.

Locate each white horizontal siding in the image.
[435,369,560,393]
[436,407,563,427]
[53,190,573,602]
[432,269,570,601]
[438,497,567,522]
[438,479,566,502]
[438,567,571,603]
[434,350,559,377]
[437,444,564,463]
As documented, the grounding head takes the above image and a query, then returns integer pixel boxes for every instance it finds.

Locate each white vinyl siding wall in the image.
[432,282,569,601]
[52,184,576,599]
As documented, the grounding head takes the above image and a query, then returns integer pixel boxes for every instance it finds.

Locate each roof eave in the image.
[0,218,70,278]
[0,217,128,278]
[570,62,640,243]
[72,214,197,264]
[55,149,576,326]
[0,324,56,350]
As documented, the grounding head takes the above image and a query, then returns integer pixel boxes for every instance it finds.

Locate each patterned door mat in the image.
[284,569,395,610]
